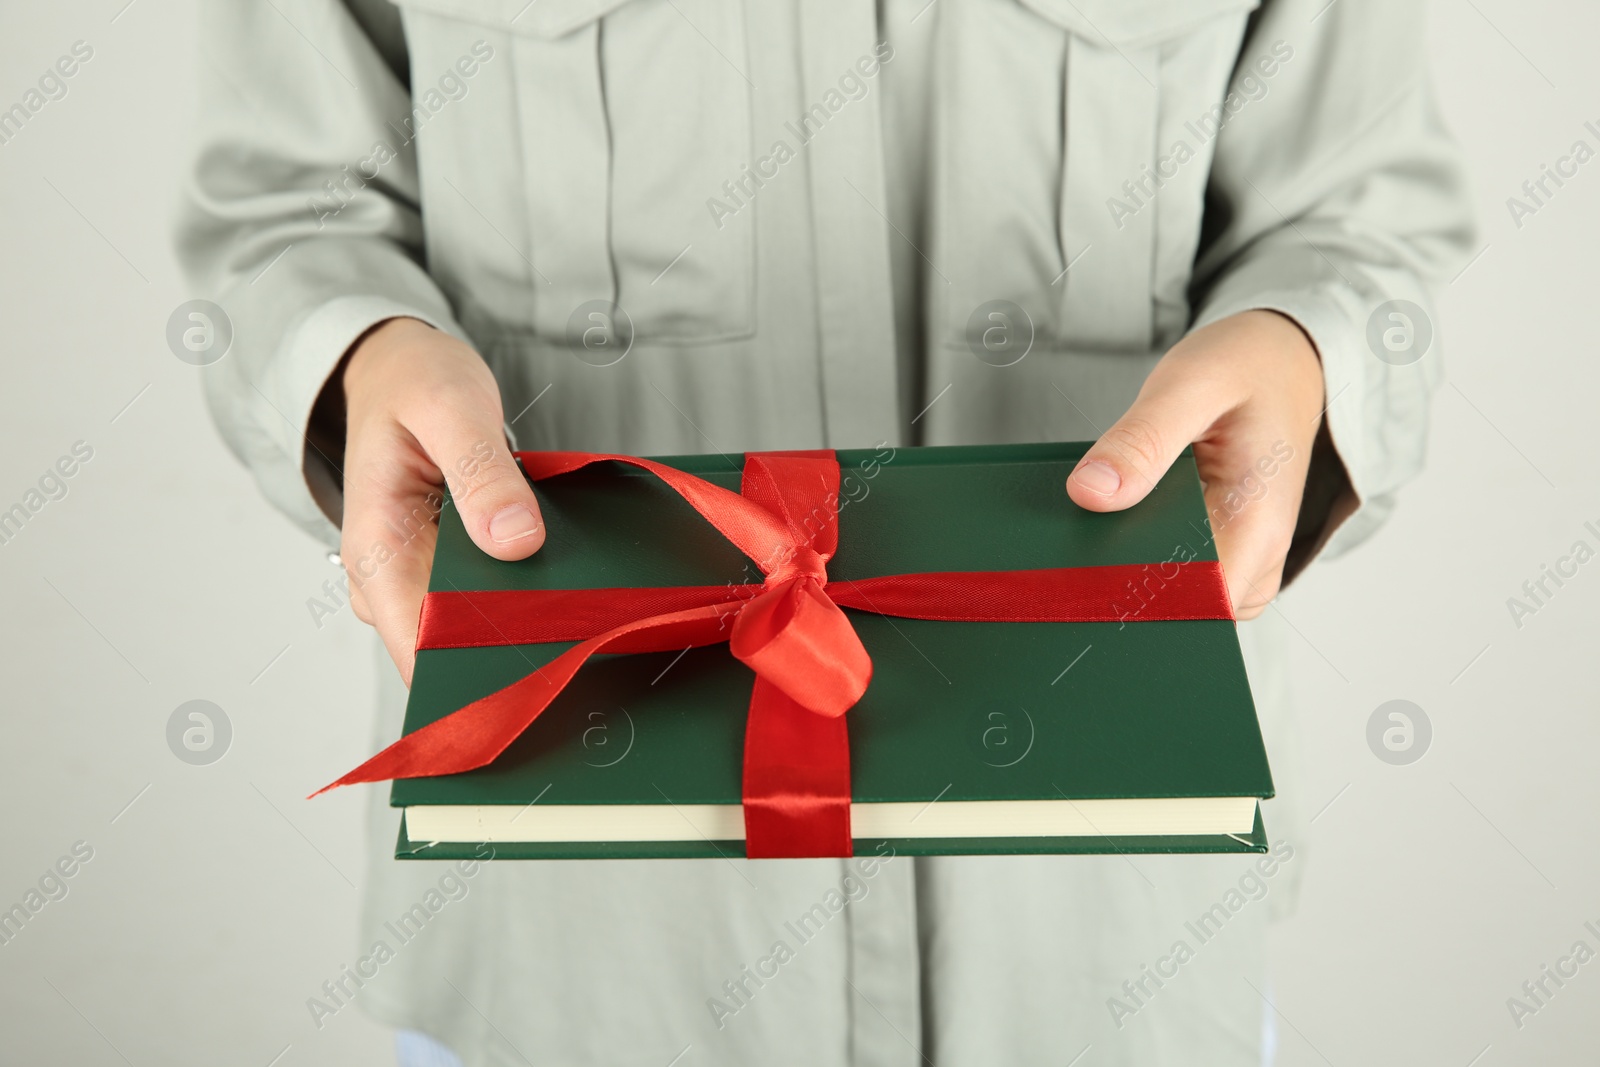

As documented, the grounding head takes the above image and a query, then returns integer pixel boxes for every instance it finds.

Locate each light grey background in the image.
[1,2,1595,1064]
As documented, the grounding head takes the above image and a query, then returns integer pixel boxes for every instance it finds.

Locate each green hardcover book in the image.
[392,442,1273,859]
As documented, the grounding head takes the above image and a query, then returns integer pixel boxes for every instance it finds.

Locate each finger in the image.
[1066,371,1229,513]
[1211,497,1291,621]
[340,465,442,687]
[405,386,546,561]
[1199,436,1308,620]
[347,578,374,626]
[342,530,437,687]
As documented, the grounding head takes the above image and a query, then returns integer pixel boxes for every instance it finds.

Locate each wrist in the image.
[343,316,437,398]
[1242,309,1324,418]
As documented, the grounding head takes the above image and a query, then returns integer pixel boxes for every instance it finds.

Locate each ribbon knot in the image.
[765,544,829,587]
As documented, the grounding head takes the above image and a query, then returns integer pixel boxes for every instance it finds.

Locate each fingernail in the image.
[1071,461,1121,497]
[489,505,542,544]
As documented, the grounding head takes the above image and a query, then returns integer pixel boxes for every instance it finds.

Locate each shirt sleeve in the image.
[1188,0,1476,578]
[175,0,469,549]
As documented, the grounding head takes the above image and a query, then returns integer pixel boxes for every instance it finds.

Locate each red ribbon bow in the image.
[316,450,1233,858]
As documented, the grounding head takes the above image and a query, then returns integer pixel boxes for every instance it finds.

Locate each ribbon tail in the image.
[310,602,738,797]
[742,677,853,858]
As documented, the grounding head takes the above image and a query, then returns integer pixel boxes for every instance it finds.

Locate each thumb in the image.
[1066,374,1224,513]
[415,411,546,561]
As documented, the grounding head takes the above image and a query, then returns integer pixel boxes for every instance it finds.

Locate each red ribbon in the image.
[315,450,1233,858]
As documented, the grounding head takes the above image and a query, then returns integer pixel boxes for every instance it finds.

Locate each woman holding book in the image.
[180,0,1471,1062]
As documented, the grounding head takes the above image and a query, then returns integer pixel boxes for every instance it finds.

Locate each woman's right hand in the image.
[338,317,546,685]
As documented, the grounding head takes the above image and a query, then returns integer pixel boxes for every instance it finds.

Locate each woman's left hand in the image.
[1065,310,1327,620]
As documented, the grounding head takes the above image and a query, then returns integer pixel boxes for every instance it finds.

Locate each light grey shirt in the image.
[178,0,1472,1062]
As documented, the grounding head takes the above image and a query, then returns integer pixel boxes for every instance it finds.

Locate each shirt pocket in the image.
[934,0,1260,357]
[391,0,756,346]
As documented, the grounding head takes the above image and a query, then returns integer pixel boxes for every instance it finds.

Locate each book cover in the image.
[391,441,1273,859]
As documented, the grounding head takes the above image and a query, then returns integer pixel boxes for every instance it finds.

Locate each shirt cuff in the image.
[259,296,468,546]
